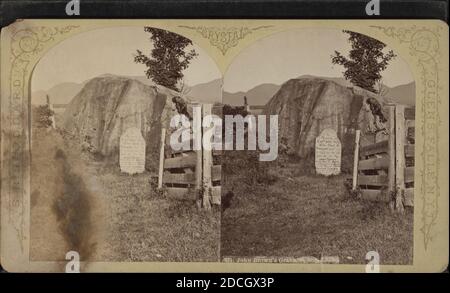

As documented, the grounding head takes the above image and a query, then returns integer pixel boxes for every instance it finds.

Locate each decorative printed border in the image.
[178,25,273,55]
[1,20,447,272]
[7,25,79,252]
[371,25,442,250]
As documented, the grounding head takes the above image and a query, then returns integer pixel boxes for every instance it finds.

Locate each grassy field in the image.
[221,156,413,265]
[30,122,219,262]
[30,111,412,264]
[94,165,220,262]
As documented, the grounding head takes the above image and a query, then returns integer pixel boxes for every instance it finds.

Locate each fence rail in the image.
[353,104,415,212]
[157,103,221,209]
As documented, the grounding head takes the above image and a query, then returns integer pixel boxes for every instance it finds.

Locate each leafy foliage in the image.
[220,104,278,186]
[331,30,396,93]
[134,27,198,92]
[35,104,55,128]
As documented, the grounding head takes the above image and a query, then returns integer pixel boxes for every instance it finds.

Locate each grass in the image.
[30,122,219,262]
[96,166,220,262]
[31,113,412,264]
[221,158,413,265]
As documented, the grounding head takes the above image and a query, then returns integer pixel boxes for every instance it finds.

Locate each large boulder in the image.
[62,75,177,170]
[264,77,386,158]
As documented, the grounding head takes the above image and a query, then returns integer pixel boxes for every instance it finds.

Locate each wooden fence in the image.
[157,103,221,209]
[353,104,415,211]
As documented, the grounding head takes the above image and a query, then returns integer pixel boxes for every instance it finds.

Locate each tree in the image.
[134,27,198,92]
[331,30,396,93]
[35,104,55,128]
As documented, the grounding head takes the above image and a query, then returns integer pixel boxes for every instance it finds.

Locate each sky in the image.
[32,26,414,93]
[32,26,222,92]
[223,28,415,93]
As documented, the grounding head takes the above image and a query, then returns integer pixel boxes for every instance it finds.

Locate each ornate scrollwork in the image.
[372,25,443,250]
[8,25,79,251]
[179,25,272,55]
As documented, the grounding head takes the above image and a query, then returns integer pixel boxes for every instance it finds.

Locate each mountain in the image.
[264,77,384,158]
[384,82,415,106]
[295,75,416,106]
[62,75,177,170]
[33,76,224,105]
[32,90,48,105]
[221,75,415,108]
[220,75,350,107]
[187,78,222,103]
[223,83,281,106]
[31,75,158,106]
[32,82,85,105]
[33,73,416,108]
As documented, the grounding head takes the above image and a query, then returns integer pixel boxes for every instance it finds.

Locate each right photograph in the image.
[220,28,415,265]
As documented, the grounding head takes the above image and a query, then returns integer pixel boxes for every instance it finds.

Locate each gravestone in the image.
[315,128,341,176]
[120,127,146,174]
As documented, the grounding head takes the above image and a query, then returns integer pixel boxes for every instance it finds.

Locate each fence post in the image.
[202,104,213,210]
[158,128,166,189]
[352,130,361,190]
[193,104,203,206]
[395,105,405,213]
[49,104,56,129]
[46,95,56,129]
[388,105,396,209]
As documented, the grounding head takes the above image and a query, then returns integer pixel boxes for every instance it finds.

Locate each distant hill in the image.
[294,75,416,106]
[32,82,85,105]
[31,90,48,105]
[223,83,281,106]
[33,76,223,105]
[221,75,415,107]
[187,78,222,103]
[32,74,415,107]
[384,82,415,106]
[32,75,161,105]
[220,75,355,107]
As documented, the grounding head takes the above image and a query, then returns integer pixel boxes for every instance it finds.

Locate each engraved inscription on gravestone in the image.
[120,127,146,174]
[315,128,341,176]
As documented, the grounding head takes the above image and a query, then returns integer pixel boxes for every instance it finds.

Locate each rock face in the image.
[264,77,384,158]
[63,75,176,170]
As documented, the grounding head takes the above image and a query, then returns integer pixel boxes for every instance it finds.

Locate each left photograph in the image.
[29,26,222,262]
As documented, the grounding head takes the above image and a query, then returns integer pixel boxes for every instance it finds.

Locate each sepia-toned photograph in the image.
[220,28,415,264]
[29,26,222,262]
[0,19,447,273]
